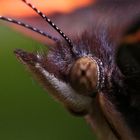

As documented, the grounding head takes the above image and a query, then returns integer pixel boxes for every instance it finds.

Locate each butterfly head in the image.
[0,0,105,115]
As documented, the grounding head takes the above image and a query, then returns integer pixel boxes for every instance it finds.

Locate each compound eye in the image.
[70,57,99,96]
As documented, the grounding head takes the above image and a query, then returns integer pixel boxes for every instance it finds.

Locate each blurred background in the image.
[0,0,96,140]
[1,0,140,140]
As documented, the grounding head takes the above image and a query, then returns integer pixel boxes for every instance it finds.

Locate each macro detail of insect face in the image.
[0,0,140,140]
[70,57,99,95]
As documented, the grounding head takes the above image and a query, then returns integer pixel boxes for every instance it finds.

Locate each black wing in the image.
[116,17,140,100]
[116,17,140,138]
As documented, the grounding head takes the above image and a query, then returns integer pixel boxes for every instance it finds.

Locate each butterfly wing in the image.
[115,17,140,138]
[116,18,140,90]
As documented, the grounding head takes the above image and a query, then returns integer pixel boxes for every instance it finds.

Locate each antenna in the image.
[0,16,59,42]
[22,0,73,48]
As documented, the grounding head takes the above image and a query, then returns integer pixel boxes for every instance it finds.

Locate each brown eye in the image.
[70,56,99,96]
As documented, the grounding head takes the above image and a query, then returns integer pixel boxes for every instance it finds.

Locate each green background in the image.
[0,25,96,140]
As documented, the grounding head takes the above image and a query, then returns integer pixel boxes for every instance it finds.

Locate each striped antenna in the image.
[22,0,73,48]
[0,16,59,42]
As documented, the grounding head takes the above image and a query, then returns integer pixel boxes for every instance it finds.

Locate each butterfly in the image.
[0,0,140,140]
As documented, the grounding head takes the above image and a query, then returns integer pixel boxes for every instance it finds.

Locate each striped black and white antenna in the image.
[0,0,74,48]
[22,0,73,48]
[0,16,58,42]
